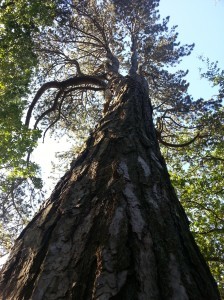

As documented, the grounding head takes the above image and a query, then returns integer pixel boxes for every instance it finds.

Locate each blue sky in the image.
[159,0,224,99]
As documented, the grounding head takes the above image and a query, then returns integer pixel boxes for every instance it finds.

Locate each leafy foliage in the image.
[0,0,58,255]
[163,107,224,295]
[163,60,224,295]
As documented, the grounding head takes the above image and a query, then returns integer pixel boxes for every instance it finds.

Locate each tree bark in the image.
[0,77,220,300]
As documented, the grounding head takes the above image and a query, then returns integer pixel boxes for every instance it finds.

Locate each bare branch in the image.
[205,257,224,263]
[186,200,224,222]
[25,75,106,128]
[34,90,63,129]
[42,93,65,142]
[164,116,202,130]
[157,130,200,148]
[193,228,224,235]
[204,155,224,162]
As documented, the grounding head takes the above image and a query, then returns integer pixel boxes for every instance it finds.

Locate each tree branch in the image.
[186,200,224,222]
[42,93,65,142]
[34,90,63,129]
[25,75,106,128]
[164,116,202,130]
[156,130,200,148]
[205,257,224,263]
[36,48,83,76]
[193,228,224,235]
[204,155,224,162]
[34,85,104,131]
[129,36,138,76]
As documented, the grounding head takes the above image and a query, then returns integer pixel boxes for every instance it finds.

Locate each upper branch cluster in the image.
[23,0,218,150]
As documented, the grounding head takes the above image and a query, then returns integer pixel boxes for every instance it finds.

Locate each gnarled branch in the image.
[25,75,106,128]
[33,85,104,130]
[156,130,200,148]
[34,90,63,129]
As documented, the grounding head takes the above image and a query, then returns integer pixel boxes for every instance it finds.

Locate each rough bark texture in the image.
[0,77,220,299]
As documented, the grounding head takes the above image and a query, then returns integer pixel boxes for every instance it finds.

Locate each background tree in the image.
[159,57,224,295]
[0,0,222,298]
[0,0,60,255]
[163,104,224,295]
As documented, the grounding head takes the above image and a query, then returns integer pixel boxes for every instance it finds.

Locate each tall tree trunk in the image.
[0,77,220,300]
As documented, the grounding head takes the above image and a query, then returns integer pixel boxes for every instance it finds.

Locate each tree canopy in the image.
[0,0,223,294]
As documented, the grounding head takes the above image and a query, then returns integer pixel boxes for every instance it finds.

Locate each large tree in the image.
[0,0,222,298]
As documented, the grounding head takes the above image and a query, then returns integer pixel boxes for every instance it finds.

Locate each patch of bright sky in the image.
[159,0,224,99]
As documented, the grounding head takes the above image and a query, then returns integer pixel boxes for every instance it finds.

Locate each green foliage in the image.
[163,105,224,295]
[0,0,57,167]
[200,58,224,100]
[0,0,58,255]
[0,0,57,98]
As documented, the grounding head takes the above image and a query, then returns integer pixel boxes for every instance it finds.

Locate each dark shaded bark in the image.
[0,77,220,299]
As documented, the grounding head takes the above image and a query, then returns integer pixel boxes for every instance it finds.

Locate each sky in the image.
[159,0,224,99]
